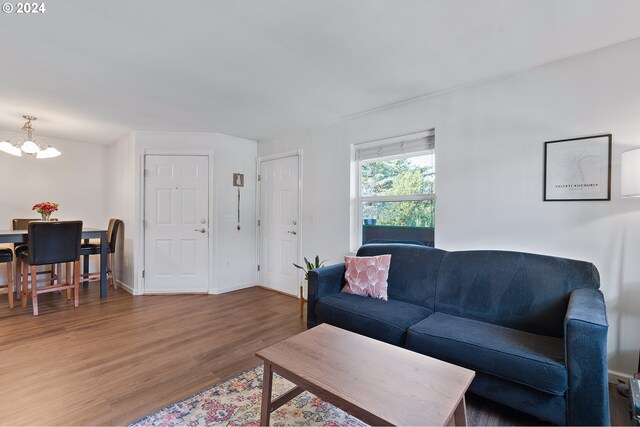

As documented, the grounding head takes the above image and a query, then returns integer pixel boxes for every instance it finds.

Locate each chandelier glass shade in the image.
[0,115,61,159]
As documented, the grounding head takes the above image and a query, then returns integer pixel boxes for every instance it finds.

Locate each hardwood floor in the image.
[0,285,632,426]
[0,285,306,425]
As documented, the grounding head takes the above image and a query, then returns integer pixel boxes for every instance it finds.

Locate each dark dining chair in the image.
[13,218,60,298]
[0,248,14,309]
[19,221,83,316]
[80,219,122,289]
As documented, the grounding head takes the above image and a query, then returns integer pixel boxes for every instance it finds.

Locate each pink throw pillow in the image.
[342,255,392,301]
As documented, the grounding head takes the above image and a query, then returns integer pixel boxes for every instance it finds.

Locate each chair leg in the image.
[22,261,28,309]
[30,265,38,316]
[15,258,21,301]
[6,261,13,309]
[107,253,116,289]
[112,253,117,289]
[73,261,79,308]
[58,263,63,285]
[65,263,71,301]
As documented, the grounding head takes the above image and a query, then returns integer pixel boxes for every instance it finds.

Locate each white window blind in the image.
[355,131,434,161]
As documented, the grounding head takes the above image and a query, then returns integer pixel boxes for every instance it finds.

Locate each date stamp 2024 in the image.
[2,2,46,13]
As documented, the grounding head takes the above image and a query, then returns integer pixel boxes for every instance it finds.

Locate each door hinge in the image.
[257,264,260,272]
[258,174,261,182]
[142,270,145,278]
[257,219,261,226]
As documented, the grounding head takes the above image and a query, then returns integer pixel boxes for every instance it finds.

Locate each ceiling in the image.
[1,0,640,145]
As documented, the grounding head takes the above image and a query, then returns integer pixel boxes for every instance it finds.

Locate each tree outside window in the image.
[359,152,435,245]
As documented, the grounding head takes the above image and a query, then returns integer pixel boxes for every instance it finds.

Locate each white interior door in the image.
[144,155,209,293]
[259,155,300,296]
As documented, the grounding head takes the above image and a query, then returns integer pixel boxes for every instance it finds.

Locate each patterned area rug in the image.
[130,365,368,426]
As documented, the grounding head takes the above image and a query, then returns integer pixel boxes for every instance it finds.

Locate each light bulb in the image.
[21,140,41,154]
[0,141,22,156]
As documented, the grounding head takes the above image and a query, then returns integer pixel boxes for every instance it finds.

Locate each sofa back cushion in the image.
[357,243,447,310]
[435,250,600,337]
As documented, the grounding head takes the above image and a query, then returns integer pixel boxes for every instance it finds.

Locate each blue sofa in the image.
[307,243,609,425]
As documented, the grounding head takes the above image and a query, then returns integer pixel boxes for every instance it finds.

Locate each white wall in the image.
[0,127,258,295]
[106,133,136,292]
[106,131,258,295]
[0,132,108,283]
[258,37,640,375]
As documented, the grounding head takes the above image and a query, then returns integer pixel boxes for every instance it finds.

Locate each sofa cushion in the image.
[406,312,567,396]
[316,293,432,346]
[357,243,447,310]
[435,250,600,337]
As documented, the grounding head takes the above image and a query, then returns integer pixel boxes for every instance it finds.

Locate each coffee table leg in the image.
[453,394,468,426]
[261,362,274,426]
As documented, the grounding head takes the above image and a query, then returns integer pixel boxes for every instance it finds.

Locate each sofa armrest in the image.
[564,288,610,426]
[307,263,345,328]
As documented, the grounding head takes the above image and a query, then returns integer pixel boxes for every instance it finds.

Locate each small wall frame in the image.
[543,134,612,201]
[233,173,245,187]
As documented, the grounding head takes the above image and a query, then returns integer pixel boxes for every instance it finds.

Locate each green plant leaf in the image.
[295,255,326,279]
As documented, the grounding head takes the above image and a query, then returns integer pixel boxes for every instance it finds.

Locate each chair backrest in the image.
[13,218,59,230]
[28,221,83,266]
[107,219,122,254]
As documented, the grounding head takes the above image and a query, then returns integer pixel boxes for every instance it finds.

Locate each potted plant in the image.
[293,256,326,318]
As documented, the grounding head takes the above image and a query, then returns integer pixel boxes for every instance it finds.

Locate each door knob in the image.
[195,228,206,233]
[287,230,297,235]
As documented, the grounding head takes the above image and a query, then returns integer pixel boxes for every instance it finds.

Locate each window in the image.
[352,131,435,248]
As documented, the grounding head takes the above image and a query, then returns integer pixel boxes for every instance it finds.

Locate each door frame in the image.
[139,150,216,295]
[256,149,304,295]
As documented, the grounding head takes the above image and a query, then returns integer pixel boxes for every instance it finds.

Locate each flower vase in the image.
[41,212,51,222]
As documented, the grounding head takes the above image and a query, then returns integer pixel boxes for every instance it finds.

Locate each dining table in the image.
[0,227,109,299]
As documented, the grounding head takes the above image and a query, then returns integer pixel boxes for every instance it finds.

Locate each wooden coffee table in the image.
[256,323,475,426]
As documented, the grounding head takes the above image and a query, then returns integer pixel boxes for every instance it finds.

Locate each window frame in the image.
[351,131,436,250]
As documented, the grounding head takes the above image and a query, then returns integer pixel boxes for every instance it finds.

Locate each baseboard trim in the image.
[144,291,208,295]
[257,285,299,299]
[609,369,633,385]
[116,280,134,295]
[213,282,256,295]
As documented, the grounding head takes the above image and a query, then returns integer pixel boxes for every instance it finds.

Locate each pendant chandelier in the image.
[0,115,61,159]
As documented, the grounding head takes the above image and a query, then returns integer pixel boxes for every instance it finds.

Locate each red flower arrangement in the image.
[32,202,59,214]
[32,201,59,221]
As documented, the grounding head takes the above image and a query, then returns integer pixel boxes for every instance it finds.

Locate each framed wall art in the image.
[543,134,611,201]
